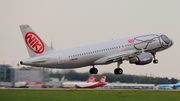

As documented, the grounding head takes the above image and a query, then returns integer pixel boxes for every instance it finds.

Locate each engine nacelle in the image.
[129,52,153,65]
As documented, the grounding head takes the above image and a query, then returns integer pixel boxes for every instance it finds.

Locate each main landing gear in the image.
[152,53,159,64]
[89,65,98,74]
[114,61,123,75]
[89,61,124,75]
[114,68,123,75]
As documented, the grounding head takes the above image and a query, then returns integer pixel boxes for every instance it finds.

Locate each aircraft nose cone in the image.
[169,40,174,47]
[167,39,174,48]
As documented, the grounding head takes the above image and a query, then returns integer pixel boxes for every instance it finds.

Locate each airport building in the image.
[0,64,13,82]
[0,64,47,83]
[13,67,44,82]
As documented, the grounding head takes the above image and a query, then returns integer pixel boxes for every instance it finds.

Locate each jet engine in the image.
[129,52,153,65]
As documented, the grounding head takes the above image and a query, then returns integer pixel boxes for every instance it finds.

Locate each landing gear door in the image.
[57,53,63,64]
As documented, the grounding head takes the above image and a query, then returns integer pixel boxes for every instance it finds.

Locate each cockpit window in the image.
[161,35,170,44]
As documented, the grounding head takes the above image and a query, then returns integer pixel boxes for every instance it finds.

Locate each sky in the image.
[0,0,179,78]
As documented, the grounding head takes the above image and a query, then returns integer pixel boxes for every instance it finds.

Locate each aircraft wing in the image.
[107,50,142,62]
[94,50,142,64]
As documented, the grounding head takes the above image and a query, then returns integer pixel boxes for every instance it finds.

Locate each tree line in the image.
[49,70,179,84]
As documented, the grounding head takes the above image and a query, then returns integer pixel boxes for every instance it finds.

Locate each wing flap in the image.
[94,50,141,65]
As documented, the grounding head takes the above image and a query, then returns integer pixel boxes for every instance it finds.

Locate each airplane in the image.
[75,75,106,88]
[14,81,29,88]
[62,75,106,88]
[19,25,173,75]
[13,81,43,88]
[60,75,96,88]
[157,82,180,89]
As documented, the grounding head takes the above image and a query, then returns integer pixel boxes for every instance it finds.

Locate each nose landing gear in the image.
[153,59,158,64]
[152,53,159,64]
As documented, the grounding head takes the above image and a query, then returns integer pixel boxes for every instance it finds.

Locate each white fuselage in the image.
[62,81,106,88]
[14,81,28,88]
[21,33,173,69]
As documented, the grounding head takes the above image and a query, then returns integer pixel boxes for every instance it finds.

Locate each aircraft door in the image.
[57,53,63,64]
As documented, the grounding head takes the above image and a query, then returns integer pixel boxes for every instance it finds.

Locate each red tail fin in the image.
[99,75,106,82]
[87,75,96,83]
[20,25,52,57]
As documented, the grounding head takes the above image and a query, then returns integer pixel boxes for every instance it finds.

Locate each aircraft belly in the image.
[61,54,106,68]
[54,58,95,69]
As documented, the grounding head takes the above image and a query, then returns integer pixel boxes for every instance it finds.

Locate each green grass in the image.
[0,89,180,101]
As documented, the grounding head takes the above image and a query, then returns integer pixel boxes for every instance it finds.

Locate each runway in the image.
[1,87,180,91]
